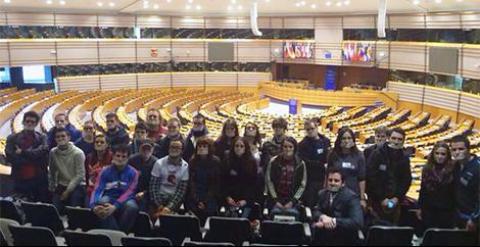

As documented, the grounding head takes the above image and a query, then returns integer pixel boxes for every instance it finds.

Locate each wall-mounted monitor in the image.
[342,42,374,62]
[22,65,53,84]
[283,42,314,59]
[208,42,234,62]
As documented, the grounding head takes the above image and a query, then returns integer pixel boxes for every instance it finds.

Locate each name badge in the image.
[317,148,324,154]
[379,164,387,171]
[342,162,352,169]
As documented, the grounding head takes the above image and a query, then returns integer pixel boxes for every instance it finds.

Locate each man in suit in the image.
[312,167,363,246]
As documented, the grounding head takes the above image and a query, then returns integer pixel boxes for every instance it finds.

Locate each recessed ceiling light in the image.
[265,0,270,2]
[227,5,233,10]
[166,0,171,2]
[435,0,441,3]
[456,0,463,2]
[97,1,103,7]
[154,4,159,9]
[326,1,332,6]
[196,5,201,10]
[295,2,300,7]
[46,0,53,4]
[237,5,242,10]
[188,0,193,3]
[59,0,66,5]
[231,0,236,3]
[336,1,342,6]
[185,4,191,9]
[300,1,306,6]
[413,0,420,5]
[344,0,350,5]
[109,2,115,7]
[311,4,316,8]
[4,0,11,3]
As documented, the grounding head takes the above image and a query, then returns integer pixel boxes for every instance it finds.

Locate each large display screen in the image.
[342,42,373,62]
[283,42,314,59]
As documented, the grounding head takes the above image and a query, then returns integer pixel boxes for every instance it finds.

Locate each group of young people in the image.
[4,109,479,244]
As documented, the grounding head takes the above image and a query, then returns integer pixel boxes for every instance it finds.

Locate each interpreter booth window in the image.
[23,65,53,84]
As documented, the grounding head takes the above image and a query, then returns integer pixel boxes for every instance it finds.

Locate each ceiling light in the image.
[109,2,115,7]
[300,1,306,6]
[311,4,316,8]
[456,0,463,2]
[413,0,420,5]
[97,1,103,6]
[227,5,233,10]
[295,2,301,7]
[166,0,171,2]
[187,0,193,3]
[237,5,243,10]
[196,5,201,10]
[231,0,236,3]
[344,0,350,5]
[46,0,53,4]
[4,0,11,3]
[326,1,332,6]
[185,4,191,9]
[435,0,441,3]
[154,4,159,9]
[265,0,270,2]
[59,0,66,4]
[336,1,342,6]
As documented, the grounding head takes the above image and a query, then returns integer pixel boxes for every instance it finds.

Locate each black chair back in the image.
[65,206,100,231]
[366,226,414,246]
[21,201,64,235]
[155,214,202,246]
[121,236,172,246]
[131,212,153,237]
[63,230,113,246]
[183,240,234,246]
[203,216,252,245]
[259,220,306,245]
[421,228,478,246]
[9,225,57,246]
[0,199,23,223]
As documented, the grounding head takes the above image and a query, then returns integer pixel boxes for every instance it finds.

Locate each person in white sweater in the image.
[48,127,86,213]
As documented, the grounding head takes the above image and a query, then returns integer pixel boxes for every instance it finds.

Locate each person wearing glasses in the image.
[85,134,113,199]
[183,114,209,162]
[5,111,50,202]
[150,139,189,218]
[298,119,331,207]
[47,113,82,150]
[48,128,86,213]
[146,108,167,142]
[155,118,184,159]
[222,137,260,219]
[74,120,96,157]
[90,144,139,233]
[105,112,130,148]
[214,118,239,161]
[187,137,222,222]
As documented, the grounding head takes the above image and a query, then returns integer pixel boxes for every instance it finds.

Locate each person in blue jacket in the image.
[90,144,139,233]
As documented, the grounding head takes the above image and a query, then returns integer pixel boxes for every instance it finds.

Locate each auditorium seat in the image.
[366,226,414,246]
[65,206,100,231]
[87,229,127,246]
[421,228,478,246]
[62,230,113,246]
[155,214,203,246]
[0,199,23,224]
[131,212,153,237]
[182,238,235,246]
[203,216,252,245]
[0,218,19,246]
[9,225,60,246]
[21,201,65,235]
[121,236,173,246]
[257,220,311,245]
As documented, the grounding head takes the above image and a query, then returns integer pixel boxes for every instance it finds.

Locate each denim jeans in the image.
[96,196,139,233]
[52,185,86,215]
